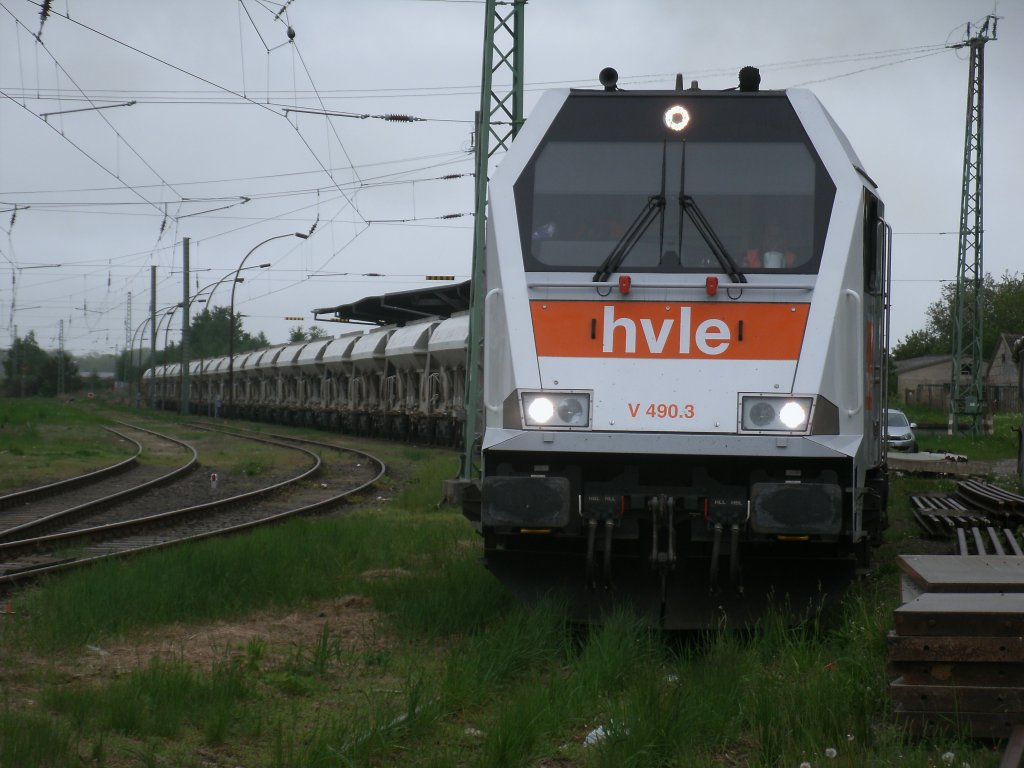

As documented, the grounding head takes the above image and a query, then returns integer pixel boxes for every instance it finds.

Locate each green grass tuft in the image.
[43,656,250,742]
[0,707,81,768]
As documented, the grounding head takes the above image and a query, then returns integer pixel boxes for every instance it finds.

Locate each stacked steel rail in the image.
[909,480,1024,557]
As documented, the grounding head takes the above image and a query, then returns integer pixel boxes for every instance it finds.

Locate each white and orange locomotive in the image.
[469,68,891,628]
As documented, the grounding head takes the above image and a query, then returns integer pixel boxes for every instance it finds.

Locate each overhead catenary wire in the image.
[0,5,184,212]
[1,149,469,196]
[14,3,369,227]
[3,169,473,210]
[0,0,477,335]
[0,43,953,106]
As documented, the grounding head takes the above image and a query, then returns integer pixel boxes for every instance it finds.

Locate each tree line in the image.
[2,306,331,397]
[1,331,80,397]
[891,271,1024,362]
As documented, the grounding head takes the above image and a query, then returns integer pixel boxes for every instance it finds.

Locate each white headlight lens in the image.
[522,392,591,428]
[779,401,808,429]
[664,105,690,131]
[526,396,555,424]
[741,396,813,433]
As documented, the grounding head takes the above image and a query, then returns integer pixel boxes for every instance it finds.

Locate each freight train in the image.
[469,68,891,628]
[143,310,470,446]
[147,67,891,628]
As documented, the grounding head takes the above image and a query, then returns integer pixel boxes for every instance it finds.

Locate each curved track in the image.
[0,424,384,587]
[0,426,143,511]
[0,424,197,541]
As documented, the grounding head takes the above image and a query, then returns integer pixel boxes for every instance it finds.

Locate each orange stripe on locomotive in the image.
[530,301,809,360]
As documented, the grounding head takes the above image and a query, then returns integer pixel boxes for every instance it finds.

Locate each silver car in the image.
[885,408,918,452]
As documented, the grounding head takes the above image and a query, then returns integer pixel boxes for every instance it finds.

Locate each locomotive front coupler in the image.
[584,519,617,589]
[648,495,677,603]
[706,496,749,592]
[582,491,620,590]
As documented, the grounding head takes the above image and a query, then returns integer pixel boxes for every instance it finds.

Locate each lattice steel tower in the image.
[461,0,525,481]
[949,15,997,435]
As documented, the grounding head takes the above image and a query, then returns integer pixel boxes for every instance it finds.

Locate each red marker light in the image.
[706,276,719,296]
[618,275,631,295]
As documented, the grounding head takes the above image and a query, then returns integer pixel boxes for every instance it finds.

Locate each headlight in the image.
[521,392,591,429]
[740,395,813,434]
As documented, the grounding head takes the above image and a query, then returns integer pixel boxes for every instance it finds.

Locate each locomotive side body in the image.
[473,87,890,628]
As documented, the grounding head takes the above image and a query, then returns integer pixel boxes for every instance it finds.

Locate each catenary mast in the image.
[949,15,997,435]
[461,0,525,482]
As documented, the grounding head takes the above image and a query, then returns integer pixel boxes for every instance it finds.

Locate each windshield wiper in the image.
[674,140,745,284]
[593,140,670,283]
[679,195,747,284]
[592,194,666,282]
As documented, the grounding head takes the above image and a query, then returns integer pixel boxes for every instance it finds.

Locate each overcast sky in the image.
[1,0,1018,357]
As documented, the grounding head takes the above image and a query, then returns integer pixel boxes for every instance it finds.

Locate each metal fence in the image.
[903,383,1020,413]
[988,385,1021,413]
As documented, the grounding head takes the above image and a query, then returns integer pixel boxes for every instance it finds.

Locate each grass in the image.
[0,707,81,767]
[0,398,131,491]
[0,400,1016,766]
[902,406,1021,462]
[8,506,478,650]
[43,656,250,743]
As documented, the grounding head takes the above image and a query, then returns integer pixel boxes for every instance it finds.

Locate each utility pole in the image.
[949,15,997,435]
[149,266,156,407]
[460,0,526,484]
[124,292,132,385]
[58,319,65,396]
[181,237,190,416]
[13,324,19,397]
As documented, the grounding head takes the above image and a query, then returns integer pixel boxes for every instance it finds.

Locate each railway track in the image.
[0,424,385,587]
[0,424,197,542]
[0,425,160,510]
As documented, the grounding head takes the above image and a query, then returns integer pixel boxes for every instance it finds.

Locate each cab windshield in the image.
[514,92,836,275]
